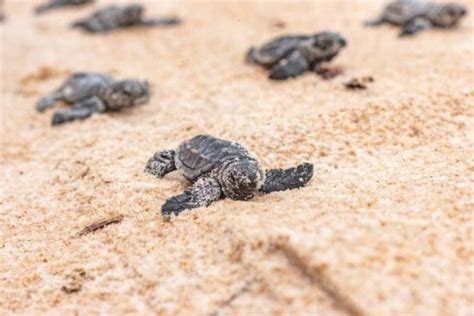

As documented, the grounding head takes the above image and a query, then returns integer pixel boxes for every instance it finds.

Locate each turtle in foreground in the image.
[145,135,314,219]
[72,3,181,33]
[246,32,347,80]
[34,0,93,14]
[36,72,149,125]
[365,0,467,36]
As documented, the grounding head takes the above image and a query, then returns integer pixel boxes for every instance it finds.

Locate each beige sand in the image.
[1,0,473,315]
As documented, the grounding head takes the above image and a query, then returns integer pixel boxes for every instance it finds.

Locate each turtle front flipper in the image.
[51,96,105,126]
[161,175,222,219]
[144,150,177,178]
[260,163,313,194]
[139,17,181,26]
[364,18,385,27]
[268,50,310,80]
[36,91,63,112]
[399,18,431,36]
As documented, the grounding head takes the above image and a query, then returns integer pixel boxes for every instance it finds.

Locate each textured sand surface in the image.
[1,0,473,315]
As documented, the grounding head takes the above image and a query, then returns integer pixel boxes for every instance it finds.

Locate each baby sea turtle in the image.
[35,0,93,14]
[72,4,180,33]
[365,0,467,36]
[145,135,314,219]
[36,72,149,125]
[246,32,347,80]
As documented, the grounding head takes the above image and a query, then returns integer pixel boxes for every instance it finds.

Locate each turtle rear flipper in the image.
[144,150,177,178]
[161,175,222,219]
[245,47,258,64]
[399,17,431,36]
[260,163,313,194]
[51,96,105,125]
[71,20,86,29]
[36,91,63,112]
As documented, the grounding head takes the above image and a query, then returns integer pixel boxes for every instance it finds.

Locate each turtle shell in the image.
[382,1,428,25]
[252,35,311,67]
[175,135,251,182]
[61,73,112,103]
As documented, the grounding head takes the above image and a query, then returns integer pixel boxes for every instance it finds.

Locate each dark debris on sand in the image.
[315,66,344,80]
[344,76,374,90]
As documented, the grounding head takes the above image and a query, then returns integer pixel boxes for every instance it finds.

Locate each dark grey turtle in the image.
[0,0,5,22]
[36,72,149,125]
[365,0,467,36]
[71,3,181,33]
[246,32,347,80]
[145,135,314,219]
[34,0,93,14]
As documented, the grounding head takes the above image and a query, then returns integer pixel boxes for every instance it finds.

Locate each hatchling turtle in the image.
[36,72,149,125]
[34,0,93,14]
[72,3,180,33]
[145,135,314,218]
[365,0,467,36]
[246,32,347,80]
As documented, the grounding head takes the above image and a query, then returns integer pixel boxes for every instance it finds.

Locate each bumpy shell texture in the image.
[175,135,251,181]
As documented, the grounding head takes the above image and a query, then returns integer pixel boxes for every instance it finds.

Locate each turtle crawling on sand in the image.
[365,0,467,36]
[36,72,149,125]
[72,3,180,33]
[35,0,93,14]
[145,135,314,218]
[246,32,346,80]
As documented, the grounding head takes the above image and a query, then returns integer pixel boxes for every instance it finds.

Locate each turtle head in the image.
[431,4,467,27]
[104,80,150,110]
[307,32,347,63]
[123,4,144,22]
[219,159,264,200]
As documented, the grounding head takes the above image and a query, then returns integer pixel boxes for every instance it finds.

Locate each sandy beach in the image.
[1,0,473,315]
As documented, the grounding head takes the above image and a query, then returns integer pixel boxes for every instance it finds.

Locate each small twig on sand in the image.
[271,19,286,29]
[61,284,82,294]
[76,214,124,237]
[273,241,366,316]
